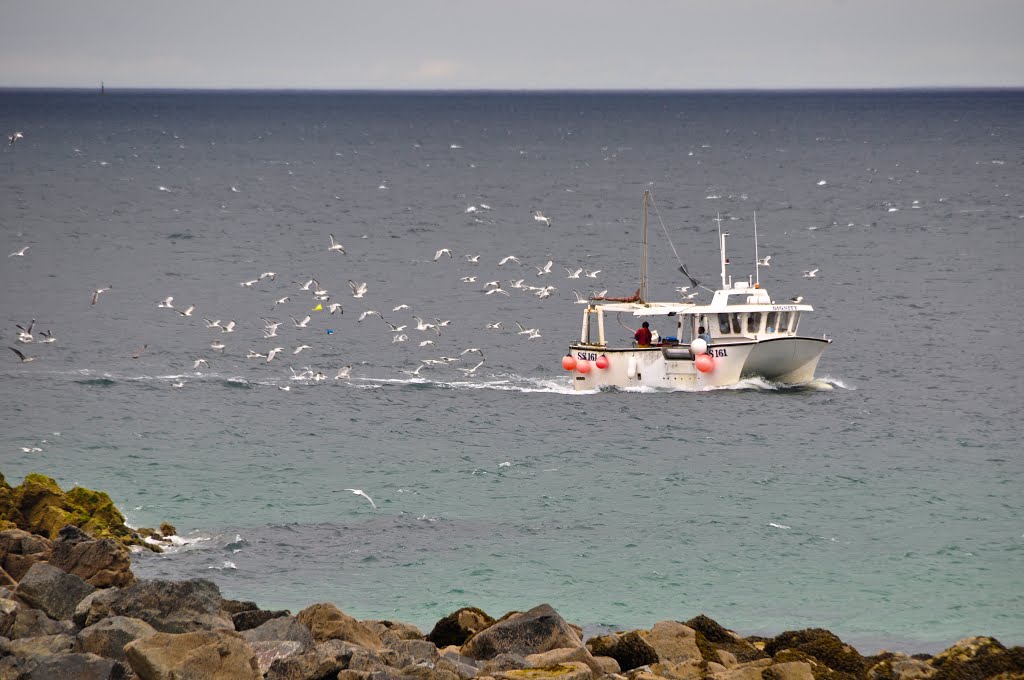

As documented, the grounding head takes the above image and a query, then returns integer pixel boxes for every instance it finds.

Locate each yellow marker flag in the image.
[312,303,323,311]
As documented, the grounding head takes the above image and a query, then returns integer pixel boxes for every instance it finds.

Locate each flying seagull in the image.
[9,347,34,362]
[8,246,29,257]
[434,248,453,261]
[336,488,377,509]
[531,210,552,227]
[758,255,771,266]
[348,280,368,298]
[91,285,112,305]
[328,234,346,253]
[803,269,819,278]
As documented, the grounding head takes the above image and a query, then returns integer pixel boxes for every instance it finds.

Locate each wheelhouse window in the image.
[731,313,742,334]
[747,312,762,334]
[765,311,778,333]
[778,311,791,333]
[718,313,731,335]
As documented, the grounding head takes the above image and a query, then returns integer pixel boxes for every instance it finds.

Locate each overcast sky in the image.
[2,1,1022,90]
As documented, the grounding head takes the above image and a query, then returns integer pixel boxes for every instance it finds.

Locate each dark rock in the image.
[250,640,306,676]
[685,614,732,644]
[370,619,425,642]
[158,522,177,538]
[124,629,261,679]
[74,587,121,628]
[0,529,53,582]
[586,631,659,671]
[428,607,495,648]
[105,578,234,633]
[233,607,290,631]
[1,632,78,656]
[221,598,260,615]
[391,639,441,663]
[15,561,96,621]
[766,629,867,677]
[264,638,362,680]
[931,637,1024,680]
[685,614,767,664]
[0,652,129,679]
[460,604,581,661]
[5,607,68,640]
[241,615,314,648]
[77,615,158,661]
[481,653,529,674]
[50,530,135,588]
[437,653,483,680]
[296,602,384,648]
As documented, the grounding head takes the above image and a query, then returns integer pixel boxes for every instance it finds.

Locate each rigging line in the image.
[648,191,715,293]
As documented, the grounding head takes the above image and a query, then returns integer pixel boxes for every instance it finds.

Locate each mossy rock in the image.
[686,614,767,664]
[586,631,659,671]
[766,629,867,679]
[694,630,722,665]
[931,639,1024,680]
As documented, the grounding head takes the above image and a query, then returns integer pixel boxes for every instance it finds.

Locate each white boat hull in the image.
[568,337,830,391]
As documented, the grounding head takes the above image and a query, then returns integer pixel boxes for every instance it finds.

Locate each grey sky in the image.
[2,1,1022,89]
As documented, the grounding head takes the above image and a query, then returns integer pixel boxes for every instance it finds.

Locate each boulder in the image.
[391,638,442,664]
[651,658,705,680]
[437,652,484,679]
[49,525,135,588]
[586,631,659,672]
[78,615,158,661]
[428,607,496,648]
[15,561,96,621]
[0,529,53,582]
[158,522,177,538]
[763,661,816,680]
[709,661,772,680]
[1,632,78,656]
[686,614,767,664]
[240,615,314,648]
[0,652,128,679]
[295,602,383,648]
[233,607,290,631]
[371,618,425,642]
[249,640,306,676]
[867,652,937,680]
[4,607,69,639]
[639,621,703,664]
[930,637,1024,680]
[460,604,581,661]
[765,629,866,677]
[527,645,606,675]
[124,629,261,679]
[106,578,234,633]
[493,660,593,680]
[75,587,122,627]
[264,638,363,680]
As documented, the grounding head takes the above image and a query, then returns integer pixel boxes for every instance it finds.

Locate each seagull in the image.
[532,210,552,227]
[392,333,408,343]
[246,350,266,359]
[38,330,56,344]
[9,347,34,362]
[177,305,195,317]
[515,322,538,335]
[210,340,226,352]
[337,488,376,509]
[412,316,437,332]
[386,322,407,332]
[536,260,553,275]
[392,304,410,312]
[240,279,259,288]
[291,315,311,328]
[358,310,382,322]
[460,276,477,283]
[757,255,771,267]
[484,284,510,296]
[435,318,451,328]
[485,321,502,329]
[157,296,174,309]
[465,254,481,263]
[348,280,368,298]
[327,303,344,314]
[418,340,435,347]
[789,296,804,303]
[328,234,346,253]
[525,329,542,339]
[498,255,520,266]
[803,269,819,278]
[258,271,277,281]
[15,320,34,343]
[459,360,485,376]
[91,285,112,305]
[292,344,312,354]
[171,380,185,389]
[565,267,583,279]
[461,348,484,357]
[193,358,209,370]
[131,345,147,359]
[571,290,589,304]
[221,320,236,333]
[203,318,222,329]
[266,347,285,362]
[683,291,699,300]
[675,286,690,295]
[585,269,601,278]
[434,248,453,261]
[8,132,24,145]
[334,365,352,379]
[8,246,29,257]
[297,278,319,291]
[273,296,290,309]
[278,385,291,391]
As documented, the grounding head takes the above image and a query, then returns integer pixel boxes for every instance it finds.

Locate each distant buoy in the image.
[562,355,577,371]
[595,355,609,370]
[690,338,708,355]
[695,354,715,373]
[576,360,591,374]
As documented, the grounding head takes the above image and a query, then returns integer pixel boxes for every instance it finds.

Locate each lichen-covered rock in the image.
[124,628,261,679]
[264,638,363,680]
[49,525,135,588]
[587,631,659,672]
[0,529,53,582]
[4,607,69,640]
[428,607,497,648]
[248,640,306,675]
[1,632,78,656]
[709,659,773,680]
[639,621,703,664]
[105,578,234,633]
[371,618,425,642]
[930,637,1024,680]
[765,629,867,678]
[461,604,581,661]
[763,660,816,680]
[686,614,767,664]
[295,602,383,648]
[0,651,128,680]
[77,615,158,661]
[493,660,594,680]
[527,645,606,675]
[15,561,96,621]
[240,615,313,648]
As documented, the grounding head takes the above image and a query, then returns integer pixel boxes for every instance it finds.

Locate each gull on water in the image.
[803,269,819,278]
[328,234,346,253]
[434,248,453,261]
[39,330,55,344]
[193,358,209,370]
[15,320,34,343]
[9,246,29,257]
[485,321,502,329]
[246,350,266,359]
[418,340,435,347]
[334,365,352,379]
[240,279,259,288]
[9,347,34,363]
[348,280,368,298]
[531,210,552,227]
[336,488,376,509]
[91,285,112,305]
[465,254,481,263]
[171,380,185,389]
[789,296,804,303]
[460,276,477,283]
[131,345,147,359]
[210,340,226,352]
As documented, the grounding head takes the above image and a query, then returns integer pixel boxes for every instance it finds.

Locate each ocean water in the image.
[1,90,1022,654]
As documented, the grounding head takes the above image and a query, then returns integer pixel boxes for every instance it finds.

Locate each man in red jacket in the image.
[634,321,652,347]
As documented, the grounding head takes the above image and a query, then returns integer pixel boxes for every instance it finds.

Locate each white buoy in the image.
[691,338,708,356]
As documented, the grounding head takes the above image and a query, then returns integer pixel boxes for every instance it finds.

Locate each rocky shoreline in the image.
[1,472,1021,680]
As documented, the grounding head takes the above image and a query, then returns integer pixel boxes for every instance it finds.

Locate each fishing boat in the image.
[562,191,831,390]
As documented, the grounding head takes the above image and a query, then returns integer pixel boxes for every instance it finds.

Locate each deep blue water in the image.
[1,90,1022,654]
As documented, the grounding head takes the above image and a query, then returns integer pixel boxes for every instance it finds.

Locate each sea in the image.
[1,89,1021,655]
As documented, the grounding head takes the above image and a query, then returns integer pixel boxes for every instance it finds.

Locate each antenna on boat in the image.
[640,190,649,304]
[753,209,760,287]
[715,213,729,289]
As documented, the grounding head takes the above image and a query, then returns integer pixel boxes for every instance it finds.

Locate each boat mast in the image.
[716,213,729,289]
[753,209,760,287]
[640,190,649,303]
